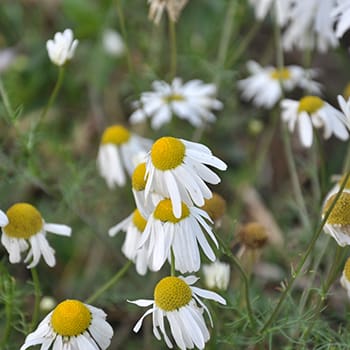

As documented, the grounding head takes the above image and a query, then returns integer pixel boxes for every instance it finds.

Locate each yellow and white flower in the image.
[109,209,149,275]
[332,0,350,38]
[203,261,230,291]
[46,29,78,66]
[97,125,152,188]
[238,61,321,108]
[130,275,226,350]
[248,0,291,25]
[0,203,71,268]
[145,136,227,218]
[138,198,217,273]
[20,299,113,350]
[148,0,189,24]
[130,78,223,129]
[281,96,349,147]
[340,257,350,298]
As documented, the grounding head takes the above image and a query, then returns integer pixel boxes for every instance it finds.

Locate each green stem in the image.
[168,19,177,79]
[170,249,176,276]
[85,260,132,304]
[30,267,41,331]
[260,172,350,333]
[0,77,14,123]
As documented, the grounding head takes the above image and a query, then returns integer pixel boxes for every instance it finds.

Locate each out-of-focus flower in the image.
[102,29,125,57]
[238,222,268,250]
[20,299,113,350]
[46,29,78,66]
[148,0,189,24]
[238,61,321,108]
[0,203,71,268]
[340,257,350,298]
[281,96,349,147]
[201,192,227,227]
[282,0,338,53]
[248,0,291,25]
[139,198,217,273]
[40,296,57,313]
[145,136,227,218]
[130,78,223,129]
[109,209,149,275]
[97,125,152,188]
[129,275,226,349]
[332,0,350,38]
[203,261,230,291]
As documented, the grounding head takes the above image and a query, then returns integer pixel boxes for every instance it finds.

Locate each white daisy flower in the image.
[130,78,223,129]
[282,0,338,53]
[281,95,349,147]
[129,275,226,350]
[323,174,350,205]
[340,257,350,298]
[148,0,189,24]
[332,0,350,38]
[109,209,149,275]
[248,0,291,25]
[46,29,78,66]
[20,299,113,350]
[238,61,321,108]
[102,29,125,57]
[337,95,350,129]
[202,261,230,291]
[322,191,350,246]
[0,203,71,269]
[138,198,218,273]
[145,136,227,218]
[97,125,152,188]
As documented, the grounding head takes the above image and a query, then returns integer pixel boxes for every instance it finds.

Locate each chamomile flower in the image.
[129,275,226,350]
[46,29,78,66]
[322,192,350,246]
[332,0,350,38]
[0,203,71,268]
[20,299,113,350]
[97,125,152,188]
[130,78,223,129]
[248,0,291,25]
[102,29,125,57]
[337,95,350,129]
[203,261,230,291]
[109,209,149,275]
[201,192,227,228]
[282,0,338,52]
[145,136,227,218]
[340,257,350,298]
[238,61,321,108]
[281,96,349,147]
[148,0,189,24]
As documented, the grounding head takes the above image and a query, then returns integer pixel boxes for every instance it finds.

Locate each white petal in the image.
[44,223,72,236]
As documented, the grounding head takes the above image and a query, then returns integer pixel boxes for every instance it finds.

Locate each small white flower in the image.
[248,0,291,25]
[281,95,349,147]
[203,261,230,291]
[332,0,350,38]
[138,198,218,273]
[238,61,321,108]
[129,275,226,350]
[130,78,223,129]
[40,296,57,313]
[20,299,113,350]
[102,29,125,57]
[109,209,149,275]
[145,136,227,218]
[340,257,350,298]
[97,125,152,188]
[0,203,71,268]
[148,0,189,24]
[46,29,78,66]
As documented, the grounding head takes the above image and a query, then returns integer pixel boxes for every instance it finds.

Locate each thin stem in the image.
[30,267,41,331]
[85,260,132,304]
[0,77,14,123]
[168,19,177,79]
[260,172,350,333]
[170,249,176,276]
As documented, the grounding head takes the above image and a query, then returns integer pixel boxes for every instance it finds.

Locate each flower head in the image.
[129,275,226,350]
[148,0,189,24]
[0,203,71,268]
[97,125,152,188]
[248,0,291,25]
[201,192,227,227]
[340,257,350,298]
[281,96,349,147]
[102,29,125,57]
[238,222,268,249]
[130,78,223,129]
[20,299,113,350]
[203,261,230,291]
[46,29,78,66]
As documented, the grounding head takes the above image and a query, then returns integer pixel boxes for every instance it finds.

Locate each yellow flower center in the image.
[151,137,185,170]
[153,199,190,223]
[201,193,227,222]
[4,203,43,239]
[344,257,350,282]
[337,175,350,190]
[132,209,147,232]
[238,222,268,249]
[51,300,92,336]
[132,162,147,191]
[297,96,324,114]
[270,68,291,81]
[154,276,192,311]
[163,93,185,104]
[343,83,350,100]
[323,193,350,226]
[101,125,130,145]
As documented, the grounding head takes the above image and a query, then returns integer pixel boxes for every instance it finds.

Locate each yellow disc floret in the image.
[238,222,268,249]
[270,68,291,81]
[201,193,227,222]
[51,300,91,336]
[323,193,350,226]
[151,137,185,170]
[101,125,130,145]
[163,93,185,104]
[298,96,324,115]
[154,276,192,311]
[344,258,350,282]
[132,209,147,232]
[4,203,43,239]
[132,163,147,191]
[153,199,190,223]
